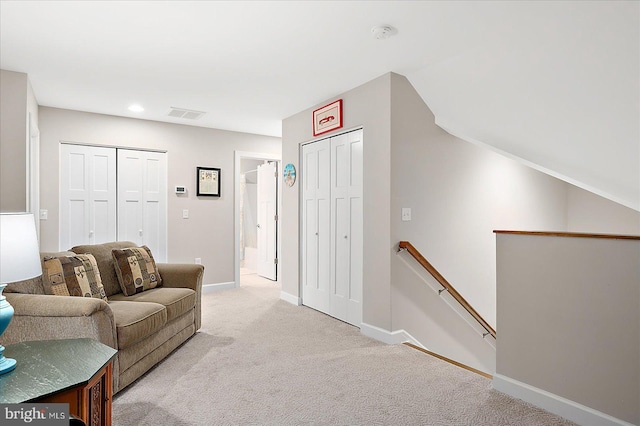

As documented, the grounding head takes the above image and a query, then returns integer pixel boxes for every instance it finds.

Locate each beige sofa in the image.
[1,241,204,393]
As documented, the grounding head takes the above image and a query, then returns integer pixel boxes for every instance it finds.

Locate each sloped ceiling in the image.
[1,1,638,210]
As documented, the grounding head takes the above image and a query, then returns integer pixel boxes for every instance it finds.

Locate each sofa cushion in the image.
[112,246,162,296]
[41,254,108,301]
[108,287,196,323]
[72,242,136,297]
[4,251,74,295]
[108,300,167,349]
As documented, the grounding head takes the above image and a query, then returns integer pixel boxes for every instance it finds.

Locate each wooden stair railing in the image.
[397,241,496,339]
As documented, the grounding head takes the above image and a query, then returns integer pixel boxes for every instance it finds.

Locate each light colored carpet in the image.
[113,275,576,425]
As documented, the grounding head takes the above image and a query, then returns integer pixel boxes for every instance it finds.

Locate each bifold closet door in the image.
[330,130,363,326]
[60,144,116,250]
[117,149,167,262]
[301,138,331,314]
[301,129,363,327]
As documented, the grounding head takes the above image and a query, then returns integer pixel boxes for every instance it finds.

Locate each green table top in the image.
[0,338,117,403]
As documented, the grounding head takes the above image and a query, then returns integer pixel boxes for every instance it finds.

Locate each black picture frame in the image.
[196,167,221,197]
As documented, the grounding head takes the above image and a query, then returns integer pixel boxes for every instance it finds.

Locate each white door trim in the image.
[234,151,281,288]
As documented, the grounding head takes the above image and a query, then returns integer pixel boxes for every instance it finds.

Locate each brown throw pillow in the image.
[42,254,108,301]
[111,246,162,296]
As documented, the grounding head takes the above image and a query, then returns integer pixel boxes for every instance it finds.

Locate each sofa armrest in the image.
[1,293,118,350]
[157,263,204,291]
[157,263,204,330]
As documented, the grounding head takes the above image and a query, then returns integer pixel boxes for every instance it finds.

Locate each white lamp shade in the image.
[0,213,42,283]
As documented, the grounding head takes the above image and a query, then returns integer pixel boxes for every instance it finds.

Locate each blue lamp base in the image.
[0,345,16,374]
[0,283,16,374]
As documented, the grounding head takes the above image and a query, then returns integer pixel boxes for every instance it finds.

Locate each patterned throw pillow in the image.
[42,254,108,301]
[111,246,162,296]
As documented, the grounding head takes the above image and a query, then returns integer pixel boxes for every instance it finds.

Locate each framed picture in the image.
[313,99,343,136]
[197,167,221,197]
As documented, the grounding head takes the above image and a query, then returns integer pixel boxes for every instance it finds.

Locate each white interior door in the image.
[117,149,167,262]
[257,161,278,280]
[301,138,331,314]
[60,144,116,250]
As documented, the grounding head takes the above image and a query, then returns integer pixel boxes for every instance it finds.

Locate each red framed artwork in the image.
[313,99,343,136]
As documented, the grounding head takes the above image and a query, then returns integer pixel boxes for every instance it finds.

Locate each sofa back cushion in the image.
[71,241,136,297]
[41,254,108,301]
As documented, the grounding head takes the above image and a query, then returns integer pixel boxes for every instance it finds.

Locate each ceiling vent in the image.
[167,107,206,120]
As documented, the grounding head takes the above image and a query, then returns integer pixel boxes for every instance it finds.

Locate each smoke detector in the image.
[371,25,396,40]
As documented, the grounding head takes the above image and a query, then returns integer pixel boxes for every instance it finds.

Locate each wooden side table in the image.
[0,338,117,426]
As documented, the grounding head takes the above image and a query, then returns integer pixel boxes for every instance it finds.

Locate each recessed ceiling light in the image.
[371,25,396,40]
[128,104,144,112]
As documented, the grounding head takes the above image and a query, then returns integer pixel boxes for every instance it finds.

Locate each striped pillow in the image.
[42,254,108,301]
[111,246,162,296]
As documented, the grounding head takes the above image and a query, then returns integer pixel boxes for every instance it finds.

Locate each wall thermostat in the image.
[175,186,187,194]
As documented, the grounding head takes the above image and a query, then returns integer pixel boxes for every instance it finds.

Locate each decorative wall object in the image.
[284,163,296,187]
[197,166,221,196]
[313,99,343,136]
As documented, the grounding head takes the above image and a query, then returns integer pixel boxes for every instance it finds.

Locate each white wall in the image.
[567,185,640,235]
[495,233,640,425]
[0,70,28,212]
[38,107,281,285]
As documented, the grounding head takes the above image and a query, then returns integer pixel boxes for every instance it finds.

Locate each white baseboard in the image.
[493,374,634,426]
[360,323,423,347]
[202,282,236,293]
[280,291,301,306]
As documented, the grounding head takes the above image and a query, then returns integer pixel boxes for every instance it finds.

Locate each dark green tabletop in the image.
[0,338,117,403]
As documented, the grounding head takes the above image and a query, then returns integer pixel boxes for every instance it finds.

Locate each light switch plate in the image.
[401,207,411,221]
[182,209,189,219]
[39,209,48,220]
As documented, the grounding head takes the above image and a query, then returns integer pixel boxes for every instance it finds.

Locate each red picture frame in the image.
[313,99,343,136]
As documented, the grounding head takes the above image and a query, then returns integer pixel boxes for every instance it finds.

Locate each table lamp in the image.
[0,212,42,374]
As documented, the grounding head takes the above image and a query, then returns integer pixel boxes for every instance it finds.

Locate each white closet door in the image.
[301,138,331,314]
[257,161,278,280]
[117,149,167,262]
[60,144,116,250]
[330,130,363,326]
[301,129,363,327]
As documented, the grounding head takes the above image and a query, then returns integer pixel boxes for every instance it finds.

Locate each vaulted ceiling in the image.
[1,1,637,210]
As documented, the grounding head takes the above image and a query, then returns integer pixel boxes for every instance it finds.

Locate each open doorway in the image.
[234,151,281,288]
[239,158,263,276]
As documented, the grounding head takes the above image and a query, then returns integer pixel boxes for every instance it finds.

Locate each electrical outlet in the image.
[195,258,201,264]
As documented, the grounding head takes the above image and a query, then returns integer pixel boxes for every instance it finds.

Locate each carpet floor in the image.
[113,275,576,425]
